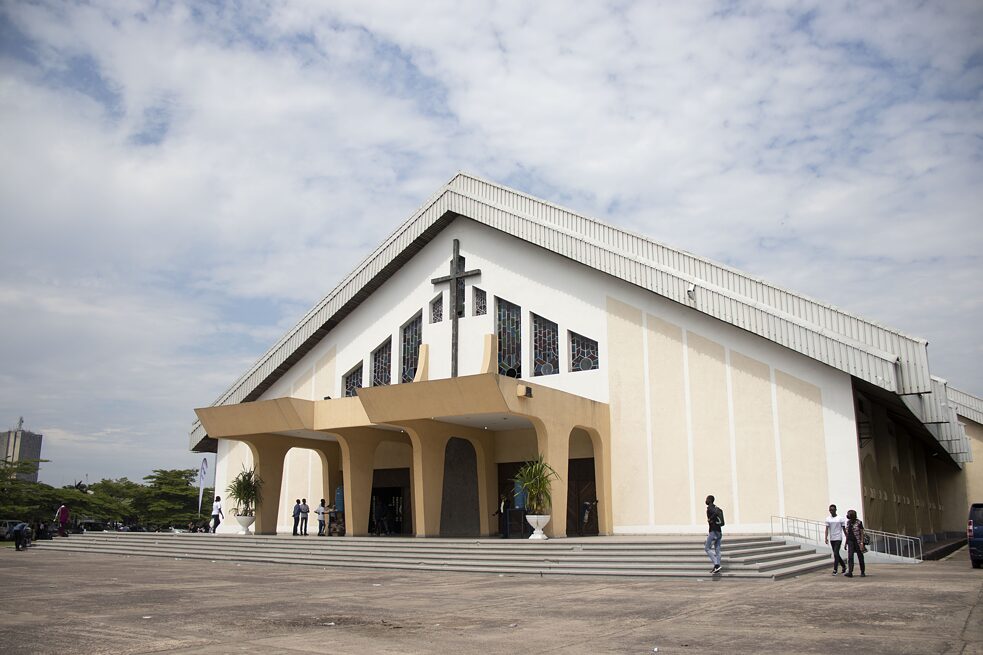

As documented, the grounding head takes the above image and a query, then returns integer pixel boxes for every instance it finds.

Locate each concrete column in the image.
[242,437,290,535]
[400,421,450,537]
[334,429,387,537]
[533,418,571,539]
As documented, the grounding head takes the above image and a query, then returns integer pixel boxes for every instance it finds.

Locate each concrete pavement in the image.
[0,544,980,654]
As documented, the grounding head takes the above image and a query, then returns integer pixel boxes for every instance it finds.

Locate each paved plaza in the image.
[1,545,981,654]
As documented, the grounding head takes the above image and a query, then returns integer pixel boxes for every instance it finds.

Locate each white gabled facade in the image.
[197,173,981,536]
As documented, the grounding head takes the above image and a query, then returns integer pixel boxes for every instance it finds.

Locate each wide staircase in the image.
[38,533,830,580]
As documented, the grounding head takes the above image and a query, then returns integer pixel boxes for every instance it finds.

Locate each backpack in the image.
[715,507,725,527]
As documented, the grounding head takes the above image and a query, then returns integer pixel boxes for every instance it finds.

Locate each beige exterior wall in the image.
[774,370,828,519]
[606,297,649,528]
[730,351,780,524]
[605,292,860,534]
[688,332,733,525]
[965,420,983,506]
[647,316,690,526]
[857,393,976,536]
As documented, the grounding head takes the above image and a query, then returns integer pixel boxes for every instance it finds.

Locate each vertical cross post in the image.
[430,239,481,377]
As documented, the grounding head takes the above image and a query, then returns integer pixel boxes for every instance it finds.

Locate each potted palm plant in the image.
[513,454,559,540]
[226,467,263,535]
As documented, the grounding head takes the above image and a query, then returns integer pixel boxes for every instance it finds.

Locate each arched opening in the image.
[280,446,331,535]
[439,437,480,536]
[566,427,599,536]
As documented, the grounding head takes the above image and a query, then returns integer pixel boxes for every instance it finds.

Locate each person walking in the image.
[824,504,847,575]
[12,522,30,551]
[291,499,301,536]
[55,503,70,537]
[704,494,724,574]
[844,509,867,578]
[299,499,310,535]
[211,495,225,533]
[315,499,326,536]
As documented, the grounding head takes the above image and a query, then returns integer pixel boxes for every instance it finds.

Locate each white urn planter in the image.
[234,515,256,535]
[526,514,550,540]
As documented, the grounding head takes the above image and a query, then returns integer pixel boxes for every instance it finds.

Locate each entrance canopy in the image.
[195,373,612,539]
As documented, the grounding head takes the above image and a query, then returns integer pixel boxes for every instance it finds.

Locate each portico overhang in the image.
[194,373,612,538]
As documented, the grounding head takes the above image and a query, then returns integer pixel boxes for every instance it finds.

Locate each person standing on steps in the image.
[705,494,724,574]
[824,504,847,575]
[211,495,225,533]
[299,499,310,535]
[844,509,867,578]
[291,499,301,536]
[315,499,327,536]
[55,503,70,537]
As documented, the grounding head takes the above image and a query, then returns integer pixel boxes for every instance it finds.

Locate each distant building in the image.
[2,419,43,482]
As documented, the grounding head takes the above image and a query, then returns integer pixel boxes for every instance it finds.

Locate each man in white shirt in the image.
[211,495,224,533]
[315,499,327,536]
[824,504,847,575]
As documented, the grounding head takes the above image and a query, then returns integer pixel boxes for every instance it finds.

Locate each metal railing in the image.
[771,515,922,562]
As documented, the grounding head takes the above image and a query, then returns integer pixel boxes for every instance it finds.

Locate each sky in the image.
[0,1,980,487]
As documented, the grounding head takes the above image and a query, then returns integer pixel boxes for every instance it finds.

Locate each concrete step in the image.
[37,533,831,580]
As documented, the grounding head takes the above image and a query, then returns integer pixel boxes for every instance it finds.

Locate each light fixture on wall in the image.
[686,283,696,300]
[323,396,331,400]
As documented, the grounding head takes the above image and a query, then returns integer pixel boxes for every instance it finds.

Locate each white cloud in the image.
[1,0,980,484]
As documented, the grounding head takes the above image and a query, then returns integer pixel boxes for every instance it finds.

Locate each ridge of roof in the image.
[450,172,930,347]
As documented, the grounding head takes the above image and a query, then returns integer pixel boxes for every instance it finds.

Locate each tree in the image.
[136,469,206,529]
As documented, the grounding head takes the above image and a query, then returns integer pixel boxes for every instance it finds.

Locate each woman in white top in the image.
[211,496,224,533]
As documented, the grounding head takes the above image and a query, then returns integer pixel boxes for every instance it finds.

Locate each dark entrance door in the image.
[567,457,599,536]
[370,487,403,536]
[440,437,480,536]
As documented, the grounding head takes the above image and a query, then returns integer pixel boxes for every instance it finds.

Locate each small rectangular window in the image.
[344,363,363,397]
[532,313,559,376]
[372,339,392,387]
[473,287,487,316]
[569,331,599,372]
[431,294,443,323]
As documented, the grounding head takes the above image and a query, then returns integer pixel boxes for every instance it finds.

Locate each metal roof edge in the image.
[450,172,931,347]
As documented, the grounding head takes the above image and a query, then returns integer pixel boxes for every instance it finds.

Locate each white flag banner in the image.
[197,458,208,516]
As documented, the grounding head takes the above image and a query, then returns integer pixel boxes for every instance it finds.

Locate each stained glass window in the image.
[570,331,599,372]
[473,287,486,316]
[400,313,422,383]
[455,255,467,318]
[372,339,391,386]
[496,297,521,378]
[344,363,363,397]
[431,294,443,323]
[532,314,559,376]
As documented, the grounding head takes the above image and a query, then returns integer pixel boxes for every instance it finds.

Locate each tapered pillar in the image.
[243,438,290,535]
[533,418,571,539]
[400,421,450,537]
[334,429,387,537]
[468,431,498,537]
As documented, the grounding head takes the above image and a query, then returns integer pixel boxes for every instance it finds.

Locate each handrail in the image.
[770,515,922,562]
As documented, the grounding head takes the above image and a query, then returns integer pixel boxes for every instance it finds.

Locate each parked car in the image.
[80,520,107,533]
[0,519,25,540]
[970,503,983,569]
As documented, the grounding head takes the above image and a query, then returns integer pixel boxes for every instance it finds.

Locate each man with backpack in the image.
[705,494,725,574]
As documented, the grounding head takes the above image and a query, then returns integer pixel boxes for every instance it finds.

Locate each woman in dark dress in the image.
[844,509,867,578]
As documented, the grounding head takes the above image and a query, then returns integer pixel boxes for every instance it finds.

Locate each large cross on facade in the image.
[431,239,481,377]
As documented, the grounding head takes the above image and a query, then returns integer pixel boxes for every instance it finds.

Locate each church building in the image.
[191,173,983,539]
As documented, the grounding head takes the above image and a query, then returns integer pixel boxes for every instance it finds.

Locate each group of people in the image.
[824,504,869,577]
[293,498,340,536]
[703,495,870,577]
